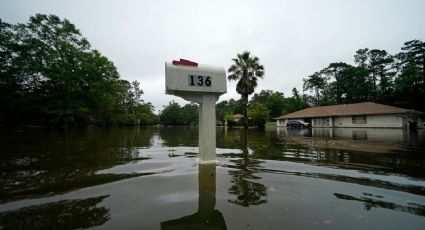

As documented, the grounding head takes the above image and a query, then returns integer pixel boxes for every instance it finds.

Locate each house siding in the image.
[277,114,410,128]
[312,117,333,128]
[275,102,424,129]
[276,119,283,126]
[333,114,403,128]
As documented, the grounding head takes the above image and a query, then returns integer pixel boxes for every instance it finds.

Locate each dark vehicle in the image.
[286,120,310,128]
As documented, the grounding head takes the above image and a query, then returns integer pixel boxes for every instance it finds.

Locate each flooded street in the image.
[0,127,424,229]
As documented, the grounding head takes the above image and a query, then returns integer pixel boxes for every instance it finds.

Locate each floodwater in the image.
[0,127,424,229]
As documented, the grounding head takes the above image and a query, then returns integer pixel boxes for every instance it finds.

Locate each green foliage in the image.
[225,118,238,128]
[393,65,424,109]
[218,88,310,123]
[303,39,425,111]
[248,103,270,128]
[0,14,157,126]
[159,101,198,126]
[159,101,182,126]
[181,103,199,125]
[319,64,374,105]
[222,39,424,120]
[216,101,229,122]
[303,72,327,106]
[216,99,242,122]
[354,48,394,101]
[392,40,425,110]
[284,88,311,113]
[249,90,285,119]
[249,88,313,121]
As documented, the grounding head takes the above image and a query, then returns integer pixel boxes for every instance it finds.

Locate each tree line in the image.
[2,14,423,128]
[303,40,425,110]
[0,14,157,126]
[215,40,424,128]
[215,88,309,127]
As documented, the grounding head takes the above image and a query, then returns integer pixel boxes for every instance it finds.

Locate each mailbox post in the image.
[165,59,226,163]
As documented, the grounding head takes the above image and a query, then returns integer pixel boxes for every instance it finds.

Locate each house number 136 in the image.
[189,75,211,87]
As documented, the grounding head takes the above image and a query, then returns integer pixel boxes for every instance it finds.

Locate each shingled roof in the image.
[275,102,423,119]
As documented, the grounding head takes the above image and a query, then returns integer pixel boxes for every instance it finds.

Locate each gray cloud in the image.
[1,0,424,112]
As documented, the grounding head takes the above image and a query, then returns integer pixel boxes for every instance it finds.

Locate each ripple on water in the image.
[1,127,425,229]
[95,147,245,176]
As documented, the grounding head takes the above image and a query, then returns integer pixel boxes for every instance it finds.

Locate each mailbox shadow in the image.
[160,164,227,230]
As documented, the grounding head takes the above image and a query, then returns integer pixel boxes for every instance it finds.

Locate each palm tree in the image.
[228,51,264,129]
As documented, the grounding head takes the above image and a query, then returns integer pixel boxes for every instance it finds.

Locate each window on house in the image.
[352,115,367,124]
[317,117,328,126]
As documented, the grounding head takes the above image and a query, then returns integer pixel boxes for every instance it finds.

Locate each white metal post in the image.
[199,94,218,163]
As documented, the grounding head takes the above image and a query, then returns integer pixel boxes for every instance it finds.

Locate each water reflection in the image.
[275,127,425,146]
[227,130,267,207]
[161,164,227,229]
[0,195,110,230]
[272,128,425,178]
[308,127,425,143]
[0,126,424,228]
[0,127,156,202]
[159,127,198,147]
[259,166,425,196]
[334,193,425,217]
[219,128,425,196]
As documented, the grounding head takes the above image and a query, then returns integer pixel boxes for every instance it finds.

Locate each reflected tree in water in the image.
[227,130,267,207]
[0,127,156,202]
[334,193,425,217]
[0,195,110,230]
[159,126,198,147]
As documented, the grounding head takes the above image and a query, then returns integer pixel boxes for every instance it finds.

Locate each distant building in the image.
[231,114,244,122]
[224,114,257,126]
[224,114,245,126]
[275,102,425,129]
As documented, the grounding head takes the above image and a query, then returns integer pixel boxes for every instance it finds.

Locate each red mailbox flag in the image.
[172,59,198,67]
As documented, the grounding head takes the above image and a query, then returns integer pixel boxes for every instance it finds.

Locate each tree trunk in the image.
[242,94,248,129]
[315,87,320,106]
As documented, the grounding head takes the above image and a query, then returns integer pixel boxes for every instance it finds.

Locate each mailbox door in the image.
[165,62,226,94]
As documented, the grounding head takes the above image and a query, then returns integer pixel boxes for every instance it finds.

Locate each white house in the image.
[275,102,425,129]
[231,114,244,122]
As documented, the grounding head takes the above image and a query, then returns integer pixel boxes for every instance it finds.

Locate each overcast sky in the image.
[1,0,424,112]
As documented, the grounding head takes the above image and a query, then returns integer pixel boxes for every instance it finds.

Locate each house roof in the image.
[275,102,423,119]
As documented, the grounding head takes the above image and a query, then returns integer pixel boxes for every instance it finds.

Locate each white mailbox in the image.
[165,59,227,163]
[165,59,227,97]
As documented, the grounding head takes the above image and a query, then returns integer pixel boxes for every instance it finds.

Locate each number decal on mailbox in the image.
[189,75,211,87]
